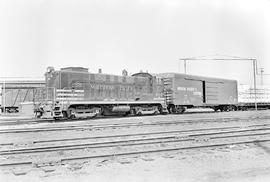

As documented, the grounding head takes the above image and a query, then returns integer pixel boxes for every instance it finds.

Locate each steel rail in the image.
[0,137,194,155]
[0,125,240,146]
[1,138,270,168]
[1,123,270,147]
[0,116,269,134]
[2,127,270,155]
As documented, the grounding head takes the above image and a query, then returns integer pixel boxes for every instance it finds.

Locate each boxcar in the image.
[158,73,238,113]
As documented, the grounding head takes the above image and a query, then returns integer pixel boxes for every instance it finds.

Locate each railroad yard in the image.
[1,0,270,181]
[0,110,269,182]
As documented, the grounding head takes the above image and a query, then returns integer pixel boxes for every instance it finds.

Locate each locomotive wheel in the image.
[220,107,225,112]
[227,106,235,111]
[63,111,68,118]
[222,106,229,112]
[68,108,76,119]
[70,114,76,119]
[123,112,129,117]
[130,109,136,115]
[168,105,176,114]
[172,107,176,113]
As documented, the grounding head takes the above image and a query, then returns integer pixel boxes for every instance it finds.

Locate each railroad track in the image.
[1,113,270,174]
[0,112,220,126]
[1,125,270,169]
[1,127,270,155]
[1,138,270,169]
[1,115,269,134]
[0,125,242,147]
[1,124,270,147]
[1,110,269,125]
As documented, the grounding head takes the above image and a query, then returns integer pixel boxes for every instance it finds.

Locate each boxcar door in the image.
[173,77,204,106]
[205,81,222,104]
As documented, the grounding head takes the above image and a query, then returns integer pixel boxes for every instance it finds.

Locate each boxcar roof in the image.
[156,73,237,83]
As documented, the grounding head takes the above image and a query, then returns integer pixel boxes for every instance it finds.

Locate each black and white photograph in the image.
[0,0,270,181]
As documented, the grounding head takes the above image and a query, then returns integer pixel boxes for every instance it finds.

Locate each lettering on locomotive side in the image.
[88,83,114,90]
[71,81,135,92]
[88,83,134,91]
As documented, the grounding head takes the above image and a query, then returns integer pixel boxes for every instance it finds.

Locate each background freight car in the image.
[0,80,46,113]
[157,73,238,113]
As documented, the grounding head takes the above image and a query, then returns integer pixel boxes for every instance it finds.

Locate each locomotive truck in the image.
[46,67,238,120]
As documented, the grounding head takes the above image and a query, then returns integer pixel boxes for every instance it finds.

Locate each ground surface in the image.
[1,110,270,182]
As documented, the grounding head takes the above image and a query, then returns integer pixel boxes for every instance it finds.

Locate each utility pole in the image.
[260,68,264,85]
[253,60,257,110]
[179,59,187,74]
[184,60,187,74]
[3,80,5,114]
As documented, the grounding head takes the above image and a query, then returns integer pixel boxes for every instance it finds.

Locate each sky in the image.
[0,0,270,85]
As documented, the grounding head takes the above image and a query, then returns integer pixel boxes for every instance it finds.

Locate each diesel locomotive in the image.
[46,67,166,119]
[45,67,238,119]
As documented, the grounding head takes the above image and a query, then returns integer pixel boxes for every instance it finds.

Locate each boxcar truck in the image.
[158,73,238,113]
